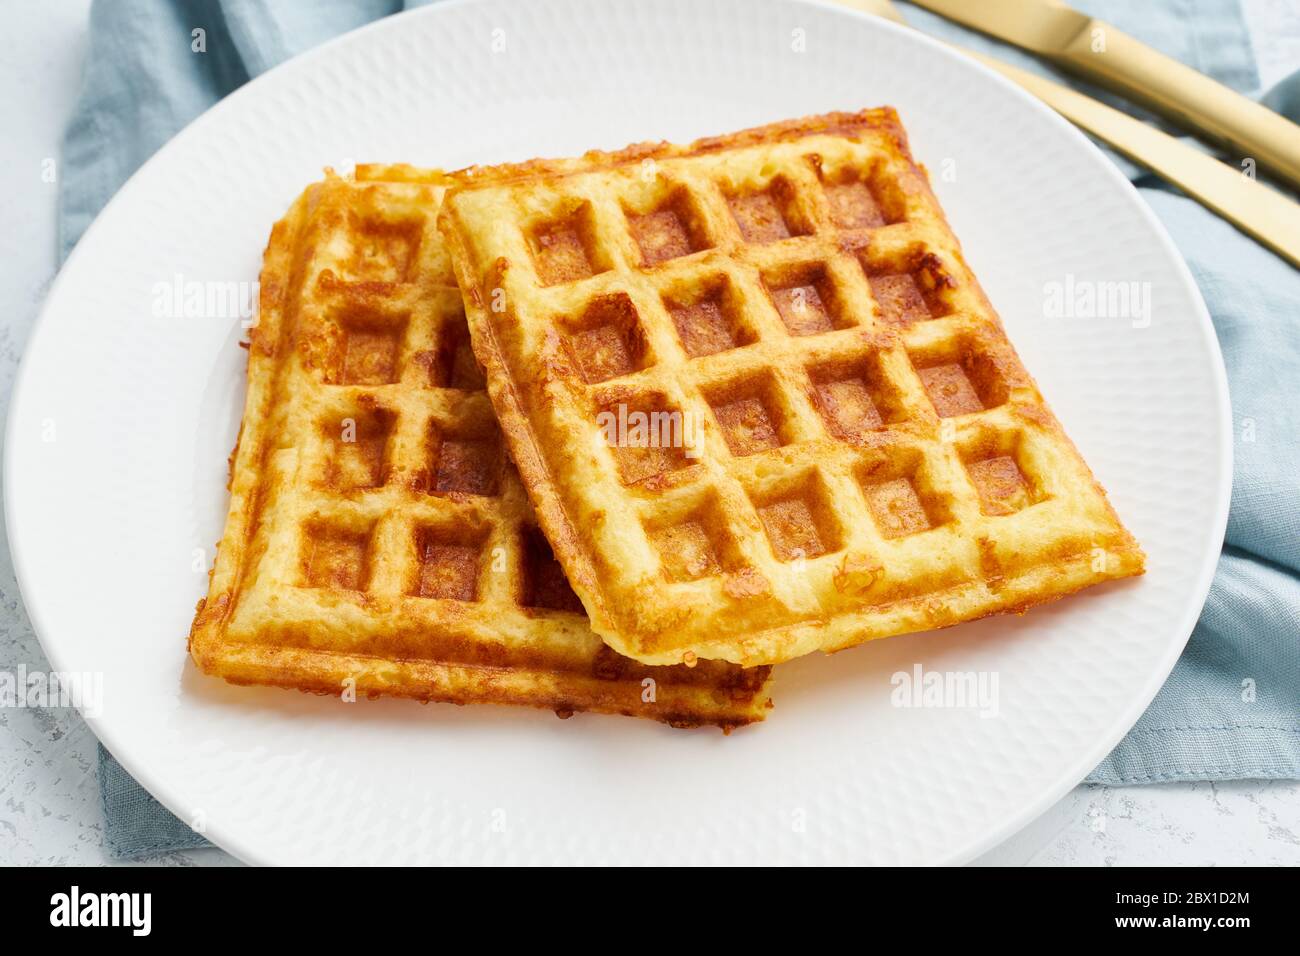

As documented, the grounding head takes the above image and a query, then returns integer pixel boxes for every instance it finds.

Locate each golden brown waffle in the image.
[439,108,1145,667]
[188,167,772,729]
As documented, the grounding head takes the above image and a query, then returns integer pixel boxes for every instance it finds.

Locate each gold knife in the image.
[910,0,1300,191]
[835,0,1300,269]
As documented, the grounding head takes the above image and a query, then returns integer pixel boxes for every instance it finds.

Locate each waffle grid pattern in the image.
[188,170,772,728]
[441,109,1144,666]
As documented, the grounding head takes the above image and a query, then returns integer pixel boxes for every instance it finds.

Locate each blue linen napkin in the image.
[56,0,1298,858]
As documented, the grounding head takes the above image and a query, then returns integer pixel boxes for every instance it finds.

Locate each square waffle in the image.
[439,108,1145,667]
[188,167,772,729]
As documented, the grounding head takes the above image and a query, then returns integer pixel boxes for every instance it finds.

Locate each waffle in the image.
[188,167,772,729]
[439,108,1145,667]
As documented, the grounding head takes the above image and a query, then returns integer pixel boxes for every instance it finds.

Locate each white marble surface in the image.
[0,0,1295,867]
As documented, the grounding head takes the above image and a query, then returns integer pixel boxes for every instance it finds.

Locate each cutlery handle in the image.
[836,0,1300,268]
[1056,28,1300,190]
[979,52,1300,270]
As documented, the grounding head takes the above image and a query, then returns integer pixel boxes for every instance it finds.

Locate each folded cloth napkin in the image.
[58,0,1298,858]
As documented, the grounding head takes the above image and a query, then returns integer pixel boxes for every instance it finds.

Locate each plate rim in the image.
[5,0,1233,865]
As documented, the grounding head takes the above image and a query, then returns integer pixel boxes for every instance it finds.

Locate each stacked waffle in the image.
[190,109,1143,729]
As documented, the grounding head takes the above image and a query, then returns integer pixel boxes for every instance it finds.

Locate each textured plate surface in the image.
[6,0,1229,865]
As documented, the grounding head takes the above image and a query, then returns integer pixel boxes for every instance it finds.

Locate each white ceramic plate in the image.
[6,0,1230,865]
